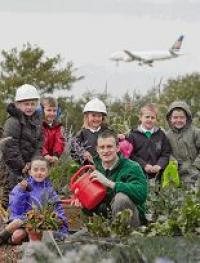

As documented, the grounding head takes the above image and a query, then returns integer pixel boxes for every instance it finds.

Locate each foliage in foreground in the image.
[86,209,133,238]
[86,185,200,238]
[143,184,200,237]
[19,236,200,263]
[18,179,200,263]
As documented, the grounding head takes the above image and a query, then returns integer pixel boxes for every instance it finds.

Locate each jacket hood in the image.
[7,103,41,122]
[166,101,192,127]
[7,103,23,119]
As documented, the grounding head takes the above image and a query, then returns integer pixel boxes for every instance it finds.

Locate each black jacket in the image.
[71,125,108,164]
[2,103,43,171]
[127,126,171,178]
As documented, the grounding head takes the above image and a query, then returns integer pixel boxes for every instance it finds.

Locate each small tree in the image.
[0,43,83,101]
[160,73,200,116]
[0,43,83,126]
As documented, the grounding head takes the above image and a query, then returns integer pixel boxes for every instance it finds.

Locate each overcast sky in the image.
[0,0,200,99]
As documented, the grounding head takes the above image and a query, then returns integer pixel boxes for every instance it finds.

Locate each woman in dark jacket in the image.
[2,84,42,194]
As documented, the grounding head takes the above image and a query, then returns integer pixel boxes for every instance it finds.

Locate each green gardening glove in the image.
[162,160,180,188]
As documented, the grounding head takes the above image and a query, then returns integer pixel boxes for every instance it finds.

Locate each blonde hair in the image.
[139,104,158,117]
[83,112,107,129]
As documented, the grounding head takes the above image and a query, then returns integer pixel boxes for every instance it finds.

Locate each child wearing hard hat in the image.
[71,98,109,164]
[1,84,42,207]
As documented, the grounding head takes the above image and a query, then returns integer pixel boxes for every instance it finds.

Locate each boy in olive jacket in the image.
[73,129,148,226]
[166,100,200,188]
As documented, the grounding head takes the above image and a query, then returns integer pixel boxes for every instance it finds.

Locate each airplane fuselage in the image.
[109,35,184,66]
[110,50,179,63]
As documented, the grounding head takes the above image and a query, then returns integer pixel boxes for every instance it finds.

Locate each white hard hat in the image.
[83,98,107,115]
[15,84,40,102]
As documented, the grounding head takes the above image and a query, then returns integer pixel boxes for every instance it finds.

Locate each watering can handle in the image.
[70,165,95,191]
[61,198,73,205]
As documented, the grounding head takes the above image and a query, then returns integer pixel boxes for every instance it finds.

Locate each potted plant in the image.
[25,192,63,241]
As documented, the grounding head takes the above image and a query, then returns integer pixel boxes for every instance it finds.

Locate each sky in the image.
[0,0,200,99]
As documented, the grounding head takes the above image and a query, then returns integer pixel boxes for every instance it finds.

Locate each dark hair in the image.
[97,129,119,146]
[31,156,49,169]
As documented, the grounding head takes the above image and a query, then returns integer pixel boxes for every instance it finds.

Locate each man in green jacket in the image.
[83,129,148,227]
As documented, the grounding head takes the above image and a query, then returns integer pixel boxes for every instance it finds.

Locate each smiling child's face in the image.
[29,160,48,182]
[140,110,157,130]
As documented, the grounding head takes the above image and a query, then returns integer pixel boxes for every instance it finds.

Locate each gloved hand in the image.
[89,170,115,188]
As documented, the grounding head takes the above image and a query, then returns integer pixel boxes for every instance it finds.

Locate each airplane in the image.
[109,35,184,67]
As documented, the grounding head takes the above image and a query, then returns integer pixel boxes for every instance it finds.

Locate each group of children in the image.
[0,83,199,245]
[0,84,66,244]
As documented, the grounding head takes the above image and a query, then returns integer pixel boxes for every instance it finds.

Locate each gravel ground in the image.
[0,245,21,263]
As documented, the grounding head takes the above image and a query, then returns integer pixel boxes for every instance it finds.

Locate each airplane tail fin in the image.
[170,35,184,52]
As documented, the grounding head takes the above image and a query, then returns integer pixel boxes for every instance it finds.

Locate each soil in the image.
[0,245,21,263]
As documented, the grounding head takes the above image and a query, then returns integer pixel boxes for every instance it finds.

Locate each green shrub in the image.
[49,157,80,194]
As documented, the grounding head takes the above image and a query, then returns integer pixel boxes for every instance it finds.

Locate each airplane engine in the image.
[123,57,132,62]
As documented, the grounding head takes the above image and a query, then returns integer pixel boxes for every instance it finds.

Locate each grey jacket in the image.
[166,101,200,182]
[2,103,43,171]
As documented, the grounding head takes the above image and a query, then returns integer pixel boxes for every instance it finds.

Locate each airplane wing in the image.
[123,50,143,61]
[124,50,153,66]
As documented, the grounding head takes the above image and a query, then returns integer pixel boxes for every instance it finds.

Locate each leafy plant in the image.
[142,185,200,237]
[49,158,80,193]
[25,191,63,232]
[49,128,80,193]
[110,115,131,134]
[86,209,133,238]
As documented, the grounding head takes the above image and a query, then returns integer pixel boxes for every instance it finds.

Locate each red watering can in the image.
[63,165,106,210]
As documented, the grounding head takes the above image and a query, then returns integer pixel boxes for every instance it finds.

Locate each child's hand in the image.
[44,155,54,163]
[22,163,31,174]
[151,165,161,174]
[118,134,126,140]
[83,151,93,163]
[44,154,52,161]
[144,164,154,173]
[70,189,83,208]
[19,180,28,191]
[52,156,59,164]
